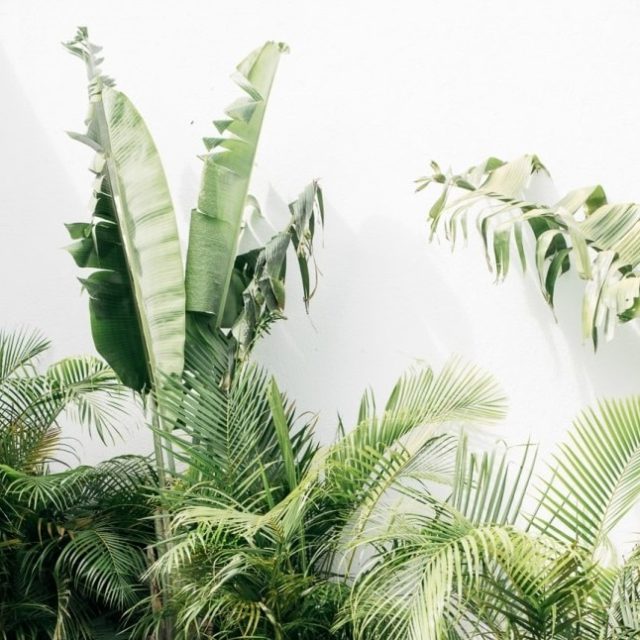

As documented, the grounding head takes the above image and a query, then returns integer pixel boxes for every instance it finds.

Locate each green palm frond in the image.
[45,355,131,444]
[1,452,155,639]
[603,547,640,637]
[345,437,556,640]
[0,328,129,470]
[56,521,147,610]
[451,437,537,528]
[323,359,506,520]
[160,329,317,510]
[418,154,640,346]
[347,517,530,640]
[0,328,50,382]
[2,454,155,513]
[0,384,68,471]
[530,396,640,561]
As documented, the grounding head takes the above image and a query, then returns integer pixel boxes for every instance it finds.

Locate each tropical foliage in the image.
[64,27,323,501]
[0,328,155,639]
[138,334,640,639]
[417,155,640,346]
[142,350,507,639]
[3,24,640,640]
[58,24,325,639]
[347,397,640,639]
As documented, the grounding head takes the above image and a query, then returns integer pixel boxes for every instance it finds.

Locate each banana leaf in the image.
[64,28,185,392]
[185,41,288,321]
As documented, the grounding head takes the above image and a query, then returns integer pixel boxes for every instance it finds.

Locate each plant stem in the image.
[148,398,175,640]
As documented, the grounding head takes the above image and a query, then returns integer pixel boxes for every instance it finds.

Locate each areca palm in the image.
[140,344,506,639]
[346,396,640,640]
[0,327,127,469]
[0,327,155,639]
[417,155,640,346]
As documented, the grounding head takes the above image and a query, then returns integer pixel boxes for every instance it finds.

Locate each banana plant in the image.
[185,41,288,319]
[417,155,640,347]
[64,28,323,637]
[65,26,322,389]
[64,28,186,395]
[65,28,323,475]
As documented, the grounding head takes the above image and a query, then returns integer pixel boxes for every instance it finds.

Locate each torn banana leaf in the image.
[228,181,324,361]
[64,28,185,392]
[185,41,289,321]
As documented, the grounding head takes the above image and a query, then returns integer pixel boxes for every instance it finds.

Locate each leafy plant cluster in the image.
[1,27,640,640]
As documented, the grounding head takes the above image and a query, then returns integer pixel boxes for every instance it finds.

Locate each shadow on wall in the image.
[521,264,640,403]
[0,45,91,359]
[255,177,640,453]
[522,171,640,402]
[254,190,475,444]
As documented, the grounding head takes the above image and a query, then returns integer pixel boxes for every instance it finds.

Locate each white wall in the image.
[2,0,640,539]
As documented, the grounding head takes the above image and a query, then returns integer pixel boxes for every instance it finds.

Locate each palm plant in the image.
[139,322,640,639]
[410,154,640,636]
[0,327,156,639]
[136,343,506,639]
[417,155,640,346]
[345,396,640,639]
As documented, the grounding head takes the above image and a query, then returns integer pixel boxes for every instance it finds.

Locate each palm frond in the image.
[45,356,132,444]
[56,521,147,610]
[603,547,640,637]
[323,359,506,519]
[0,332,131,470]
[530,396,640,561]
[0,327,50,382]
[418,154,640,345]
[160,329,317,510]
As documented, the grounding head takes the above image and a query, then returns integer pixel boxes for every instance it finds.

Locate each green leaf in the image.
[65,28,185,392]
[228,181,324,360]
[421,153,640,345]
[185,41,288,320]
[267,377,297,492]
[530,396,640,559]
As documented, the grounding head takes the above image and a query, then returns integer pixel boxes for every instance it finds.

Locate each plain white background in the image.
[1,1,640,543]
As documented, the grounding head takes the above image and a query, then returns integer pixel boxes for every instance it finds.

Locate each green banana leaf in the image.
[64,28,185,392]
[185,41,288,320]
[228,181,324,359]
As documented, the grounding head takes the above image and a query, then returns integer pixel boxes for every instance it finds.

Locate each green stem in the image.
[148,399,175,640]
